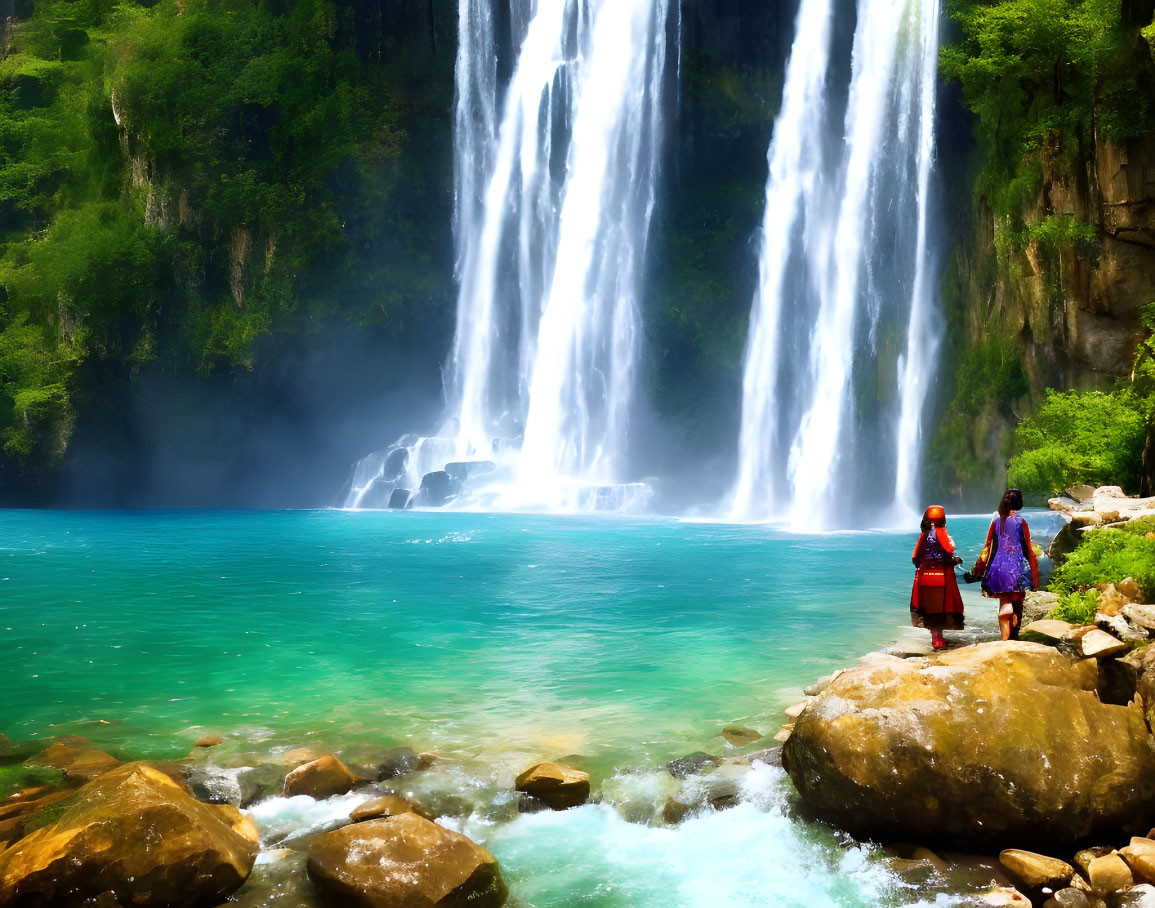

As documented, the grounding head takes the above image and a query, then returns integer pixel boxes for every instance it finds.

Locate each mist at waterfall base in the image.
[0,507,1038,905]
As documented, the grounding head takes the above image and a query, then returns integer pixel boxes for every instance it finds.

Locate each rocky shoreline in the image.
[770,491,1155,908]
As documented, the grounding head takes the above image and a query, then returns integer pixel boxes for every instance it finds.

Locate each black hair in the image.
[998,488,1023,518]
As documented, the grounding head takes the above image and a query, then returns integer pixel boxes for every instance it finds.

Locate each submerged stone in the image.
[665,752,722,779]
[721,725,762,746]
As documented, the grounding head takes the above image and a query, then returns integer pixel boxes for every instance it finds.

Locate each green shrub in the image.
[1049,523,1155,600]
[1047,589,1100,624]
[1006,388,1148,501]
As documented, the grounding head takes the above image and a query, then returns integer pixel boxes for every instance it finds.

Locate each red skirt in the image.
[910,566,964,630]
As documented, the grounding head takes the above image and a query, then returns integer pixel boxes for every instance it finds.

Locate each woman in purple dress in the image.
[965,488,1039,640]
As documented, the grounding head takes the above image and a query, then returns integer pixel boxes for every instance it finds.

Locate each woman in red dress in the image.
[910,505,964,649]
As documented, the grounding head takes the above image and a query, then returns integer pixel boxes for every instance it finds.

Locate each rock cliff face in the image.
[932,126,1155,506]
[986,135,1154,383]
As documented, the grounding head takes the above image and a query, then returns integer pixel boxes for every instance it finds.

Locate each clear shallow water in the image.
[0,509,1053,906]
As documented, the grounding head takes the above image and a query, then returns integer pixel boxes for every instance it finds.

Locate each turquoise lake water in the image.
[0,509,1058,906]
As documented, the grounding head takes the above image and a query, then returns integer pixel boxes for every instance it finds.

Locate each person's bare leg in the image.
[999,599,1014,641]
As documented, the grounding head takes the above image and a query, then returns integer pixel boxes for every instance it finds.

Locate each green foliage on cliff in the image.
[1006,387,1148,499]
[941,0,1154,219]
[1050,517,1155,601]
[0,0,453,480]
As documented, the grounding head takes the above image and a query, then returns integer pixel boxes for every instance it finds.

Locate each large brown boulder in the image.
[783,642,1155,848]
[307,813,507,907]
[0,762,259,906]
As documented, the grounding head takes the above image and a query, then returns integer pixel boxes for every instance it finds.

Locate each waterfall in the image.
[451,0,673,512]
[730,0,942,527]
[345,0,673,512]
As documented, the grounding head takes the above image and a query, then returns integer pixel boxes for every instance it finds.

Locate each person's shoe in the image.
[931,637,947,650]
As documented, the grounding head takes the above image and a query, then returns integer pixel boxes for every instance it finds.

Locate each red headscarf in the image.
[922,505,954,553]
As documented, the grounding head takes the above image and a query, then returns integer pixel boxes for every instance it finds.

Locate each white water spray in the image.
[347,0,672,512]
[731,0,942,526]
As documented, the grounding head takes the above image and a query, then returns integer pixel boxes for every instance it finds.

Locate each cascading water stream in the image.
[730,0,942,527]
[345,0,672,512]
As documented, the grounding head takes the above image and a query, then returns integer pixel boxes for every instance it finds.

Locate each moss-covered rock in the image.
[782,642,1155,848]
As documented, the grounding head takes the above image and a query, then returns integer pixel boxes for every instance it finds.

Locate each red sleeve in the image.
[1022,522,1040,590]
[971,522,996,576]
[912,534,924,565]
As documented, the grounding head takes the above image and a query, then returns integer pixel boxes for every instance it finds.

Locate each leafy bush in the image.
[1006,388,1148,500]
[1047,589,1100,624]
[1049,520,1155,601]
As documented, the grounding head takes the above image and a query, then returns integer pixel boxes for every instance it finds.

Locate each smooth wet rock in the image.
[382,447,409,482]
[0,734,35,764]
[418,471,455,507]
[1043,888,1093,908]
[239,763,288,807]
[387,488,411,510]
[0,763,258,906]
[24,742,120,782]
[1088,852,1133,893]
[1076,847,1117,877]
[307,813,507,907]
[280,746,326,767]
[194,734,224,748]
[444,461,496,482]
[721,725,762,746]
[980,887,1033,906]
[804,671,842,696]
[665,752,722,779]
[1121,838,1155,885]
[1067,485,1097,503]
[376,745,422,780]
[1000,850,1076,892]
[282,755,360,799]
[731,747,782,767]
[1118,884,1155,907]
[782,642,1155,847]
[0,787,76,848]
[1023,619,1075,642]
[349,793,433,823]
[515,763,590,810]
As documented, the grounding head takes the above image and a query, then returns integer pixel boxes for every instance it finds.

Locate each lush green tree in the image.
[0,0,453,480]
[1006,388,1148,499]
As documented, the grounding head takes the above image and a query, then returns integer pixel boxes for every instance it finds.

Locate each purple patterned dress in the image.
[982,515,1033,596]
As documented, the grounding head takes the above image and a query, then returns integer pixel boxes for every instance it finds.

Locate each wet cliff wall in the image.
[927,3,1155,507]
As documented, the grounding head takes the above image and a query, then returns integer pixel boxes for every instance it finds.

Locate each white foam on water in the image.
[467,767,918,907]
[246,792,366,846]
